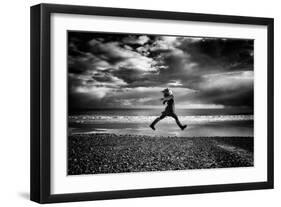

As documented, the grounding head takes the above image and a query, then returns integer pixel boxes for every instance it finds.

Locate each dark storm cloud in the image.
[68,31,254,110]
[178,38,254,72]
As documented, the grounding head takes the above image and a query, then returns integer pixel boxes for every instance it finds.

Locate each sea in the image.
[68,108,253,137]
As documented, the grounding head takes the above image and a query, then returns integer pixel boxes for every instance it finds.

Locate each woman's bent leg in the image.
[150,114,166,130]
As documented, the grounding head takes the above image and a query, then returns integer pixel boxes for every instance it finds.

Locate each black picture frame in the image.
[30,3,274,204]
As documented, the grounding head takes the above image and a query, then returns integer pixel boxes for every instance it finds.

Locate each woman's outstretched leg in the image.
[150,114,166,130]
[171,114,187,130]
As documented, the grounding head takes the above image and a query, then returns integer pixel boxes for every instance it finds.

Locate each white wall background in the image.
[0,0,279,206]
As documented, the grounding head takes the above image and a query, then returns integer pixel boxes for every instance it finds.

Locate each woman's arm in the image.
[161,95,173,101]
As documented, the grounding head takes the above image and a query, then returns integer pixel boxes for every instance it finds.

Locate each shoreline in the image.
[69,132,254,138]
[68,133,253,175]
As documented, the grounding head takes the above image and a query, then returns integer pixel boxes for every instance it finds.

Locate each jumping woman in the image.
[150,88,187,130]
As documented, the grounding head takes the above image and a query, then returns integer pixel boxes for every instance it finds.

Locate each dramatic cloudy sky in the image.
[68,31,254,110]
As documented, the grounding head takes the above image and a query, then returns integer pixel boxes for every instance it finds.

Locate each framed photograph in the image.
[30,3,274,203]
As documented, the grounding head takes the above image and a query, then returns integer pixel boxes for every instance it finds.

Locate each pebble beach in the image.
[68,133,253,175]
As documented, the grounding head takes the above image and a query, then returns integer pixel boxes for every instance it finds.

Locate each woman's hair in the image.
[162,88,173,96]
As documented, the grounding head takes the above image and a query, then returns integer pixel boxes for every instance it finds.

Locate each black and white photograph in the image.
[67,31,254,175]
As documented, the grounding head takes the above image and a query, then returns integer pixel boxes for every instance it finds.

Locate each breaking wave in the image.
[69,115,253,124]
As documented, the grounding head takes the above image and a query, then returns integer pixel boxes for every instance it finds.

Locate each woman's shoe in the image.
[149,124,156,130]
[181,125,187,130]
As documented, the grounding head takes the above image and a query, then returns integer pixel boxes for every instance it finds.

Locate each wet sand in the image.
[68,133,253,175]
